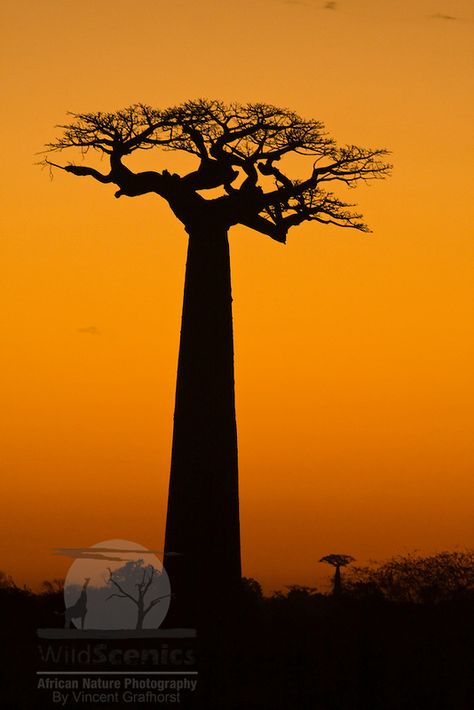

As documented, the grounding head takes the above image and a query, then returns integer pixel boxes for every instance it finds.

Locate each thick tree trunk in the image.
[164,222,241,629]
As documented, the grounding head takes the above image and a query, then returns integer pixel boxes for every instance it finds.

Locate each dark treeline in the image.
[1,551,473,709]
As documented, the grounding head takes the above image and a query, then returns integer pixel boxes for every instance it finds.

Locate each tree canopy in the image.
[320,554,355,568]
[42,99,391,242]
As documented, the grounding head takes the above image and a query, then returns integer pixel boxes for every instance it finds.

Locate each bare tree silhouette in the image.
[106,562,170,631]
[42,99,390,626]
[320,554,355,595]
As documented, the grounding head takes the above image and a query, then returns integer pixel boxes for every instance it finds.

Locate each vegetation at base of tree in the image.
[1,551,473,708]
[345,550,474,604]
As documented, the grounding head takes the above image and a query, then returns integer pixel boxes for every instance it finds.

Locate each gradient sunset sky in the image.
[1,0,473,592]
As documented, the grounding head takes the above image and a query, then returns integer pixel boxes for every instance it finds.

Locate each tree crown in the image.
[41,99,391,242]
[320,554,355,568]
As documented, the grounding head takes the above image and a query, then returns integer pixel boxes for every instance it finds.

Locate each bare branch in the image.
[141,566,156,596]
[63,164,113,183]
[240,214,287,243]
[144,593,172,616]
[41,99,391,237]
[107,568,138,605]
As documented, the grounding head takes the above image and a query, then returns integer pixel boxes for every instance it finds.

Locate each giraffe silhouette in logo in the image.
[64,577,90,629]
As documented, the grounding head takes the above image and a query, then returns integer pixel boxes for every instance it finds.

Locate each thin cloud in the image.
[77,326,100,335]
[430,12,457,21]
[54,546,164,558]
[76,553,130,562]
[54,547,182,560]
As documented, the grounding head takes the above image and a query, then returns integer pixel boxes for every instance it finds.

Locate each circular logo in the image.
[63,539,171,631]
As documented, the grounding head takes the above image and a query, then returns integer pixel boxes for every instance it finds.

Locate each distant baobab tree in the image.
[41,99,390,627]
[320,554,355,595]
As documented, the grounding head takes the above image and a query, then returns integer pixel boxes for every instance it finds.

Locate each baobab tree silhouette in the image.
[320,554,355,595]
[42,99,390,628]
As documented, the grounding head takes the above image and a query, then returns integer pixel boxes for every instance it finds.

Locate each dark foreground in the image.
[1,579,473,710]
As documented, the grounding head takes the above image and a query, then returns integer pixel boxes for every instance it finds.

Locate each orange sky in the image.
[1,0,473,593]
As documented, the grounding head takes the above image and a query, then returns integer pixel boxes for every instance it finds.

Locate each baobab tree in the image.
[42,99,390,627]
[320,554,355,595]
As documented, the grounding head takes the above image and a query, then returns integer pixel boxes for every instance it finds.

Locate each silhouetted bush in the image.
[1,555,473,709]
[346,550,474,603]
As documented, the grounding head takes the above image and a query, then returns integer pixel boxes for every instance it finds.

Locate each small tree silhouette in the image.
[42,100,390,625]
[320,554,355,595]
[106,561,170,630]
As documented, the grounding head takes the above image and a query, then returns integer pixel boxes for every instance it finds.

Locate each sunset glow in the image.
[1,0,473,593]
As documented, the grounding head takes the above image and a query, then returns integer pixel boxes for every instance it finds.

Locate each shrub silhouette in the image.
[1,555,474,709]
[346,550,474,603]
